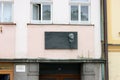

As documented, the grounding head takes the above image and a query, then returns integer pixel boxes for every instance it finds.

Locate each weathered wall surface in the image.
[107,0,120,80]
[0,25,15,58]
[14,63,39,80]
[28,25,95,59]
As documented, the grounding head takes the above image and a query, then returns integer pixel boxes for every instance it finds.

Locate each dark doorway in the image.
[39,63,81,80]
[0,74,10,80]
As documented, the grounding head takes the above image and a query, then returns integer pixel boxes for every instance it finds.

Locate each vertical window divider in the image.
[88,4,91,23]
[70,5,71,22]
[50,4,52,23]
[31,3,33,22]
[79,5,81,23]
[41,4,43,22]
[37,4,40,21]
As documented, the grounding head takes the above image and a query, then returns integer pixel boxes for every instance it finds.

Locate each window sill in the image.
[0,22,16,25]
[27,23,52,25]
[27,23,94,26]
[30,20,52,24]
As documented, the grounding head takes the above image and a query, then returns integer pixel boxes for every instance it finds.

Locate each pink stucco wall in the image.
[28,25,94,59]
[0,25,16,58]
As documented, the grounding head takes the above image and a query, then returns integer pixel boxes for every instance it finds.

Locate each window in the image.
[32,3,52,23]
[70,0,90,23]
[0,2,12,22]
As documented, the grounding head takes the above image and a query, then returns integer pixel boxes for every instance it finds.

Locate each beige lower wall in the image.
[109,52,120,80]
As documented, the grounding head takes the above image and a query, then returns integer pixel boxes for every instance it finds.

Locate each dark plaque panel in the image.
[45,32,77,49]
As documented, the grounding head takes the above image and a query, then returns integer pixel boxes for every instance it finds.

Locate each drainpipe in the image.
[103,0,109,80]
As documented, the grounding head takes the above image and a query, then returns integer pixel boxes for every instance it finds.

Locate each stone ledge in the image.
[0,23,16,25]
[0,58,106,63]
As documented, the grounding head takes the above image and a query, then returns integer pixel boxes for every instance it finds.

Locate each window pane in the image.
[33,4,40,20]
[81,6,88,21]
[42,5,51,20]
[71,6,78,21]
[0,74,10,80]
[3,2,12,22]
[0,3,1,22]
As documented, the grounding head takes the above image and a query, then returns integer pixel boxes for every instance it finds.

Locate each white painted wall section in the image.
[53,0,69,24]
[14,0,30,58]
[13,0,101,59]
[91,0,101,58]
[0,0,13,1]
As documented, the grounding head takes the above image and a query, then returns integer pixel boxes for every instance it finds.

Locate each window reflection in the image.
[0,2,12,22]
[43,5,51,20]
[3,3,12,22]
[0,74,10,80]
[81,6,88,21]
[71,6,78,21]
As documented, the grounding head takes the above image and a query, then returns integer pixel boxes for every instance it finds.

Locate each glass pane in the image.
[71,6,78,21]
[3,2,12,22]
[42,5,51,20]
[0,3,2,22]
[33,4,40,20]
[81,6,88,21]
[71,0,89,2]
[0,74,10,80]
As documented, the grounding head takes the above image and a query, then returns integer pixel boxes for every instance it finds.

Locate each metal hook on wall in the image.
[0,26,2,33]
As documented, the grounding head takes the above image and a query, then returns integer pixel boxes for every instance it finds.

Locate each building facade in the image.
[0,0,106,80]
[107,0,120,80]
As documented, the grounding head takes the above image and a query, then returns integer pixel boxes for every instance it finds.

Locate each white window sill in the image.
[70,21,90,24]
[30,20,52,24]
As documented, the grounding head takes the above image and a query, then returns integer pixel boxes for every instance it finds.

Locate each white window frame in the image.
[33,4,39,20]
[70,0,91,24]
[31,2,52,24]
[70,0,90,3]
[0,1,13,23]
